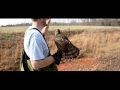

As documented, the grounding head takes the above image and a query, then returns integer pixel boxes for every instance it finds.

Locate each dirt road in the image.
[57,56,120,71]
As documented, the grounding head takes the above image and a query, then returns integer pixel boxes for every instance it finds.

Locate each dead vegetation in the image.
[1,28,120,71]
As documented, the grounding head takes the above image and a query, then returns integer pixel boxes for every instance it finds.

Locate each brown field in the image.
[1,25,120,71]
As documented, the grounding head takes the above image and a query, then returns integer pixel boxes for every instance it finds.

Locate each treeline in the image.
[1,19,120,27]
[80,19,120,26]
[1,23,31,27]
[67,19,120,26]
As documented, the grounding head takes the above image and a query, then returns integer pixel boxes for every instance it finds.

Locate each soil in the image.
[57,55,120,71]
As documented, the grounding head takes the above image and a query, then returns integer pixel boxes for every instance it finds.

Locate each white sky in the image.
[0,18,82,26]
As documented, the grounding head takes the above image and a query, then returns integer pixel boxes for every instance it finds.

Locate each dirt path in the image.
[57,51,120,71]
[57,57,110,71]
[57,58,99,71]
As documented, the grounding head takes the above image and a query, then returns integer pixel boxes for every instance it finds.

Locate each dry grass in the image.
[1,25,120,33]
[0,26,120,71]
[0,33,23,71]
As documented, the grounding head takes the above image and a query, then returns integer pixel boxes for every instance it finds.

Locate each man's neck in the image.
[32,22,44,31]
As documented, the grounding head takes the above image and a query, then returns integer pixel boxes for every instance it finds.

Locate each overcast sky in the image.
[0,18,82,26]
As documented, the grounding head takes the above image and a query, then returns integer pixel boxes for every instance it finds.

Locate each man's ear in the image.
[32,18,39,21]
[38,19,44,23]
[38,18,42,21]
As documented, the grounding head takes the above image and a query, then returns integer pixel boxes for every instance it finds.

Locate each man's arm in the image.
[31,50,62,70]
[41,19,51,36]
[31,56,55,70]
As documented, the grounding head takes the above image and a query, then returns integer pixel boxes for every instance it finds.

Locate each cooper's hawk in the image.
[54,29,80,59]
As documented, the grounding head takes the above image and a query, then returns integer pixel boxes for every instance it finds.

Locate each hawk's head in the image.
[55,29,61,37]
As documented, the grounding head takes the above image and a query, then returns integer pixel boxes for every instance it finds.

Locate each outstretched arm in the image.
[41,19,51,36]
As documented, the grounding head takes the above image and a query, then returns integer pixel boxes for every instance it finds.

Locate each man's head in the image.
[31,18,48,26]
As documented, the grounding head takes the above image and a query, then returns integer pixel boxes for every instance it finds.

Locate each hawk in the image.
[54,29,80,59]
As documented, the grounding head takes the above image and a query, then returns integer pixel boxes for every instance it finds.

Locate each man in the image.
[20,18,62,71]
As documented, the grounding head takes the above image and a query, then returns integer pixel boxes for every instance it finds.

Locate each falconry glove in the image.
[52,50,62,65]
